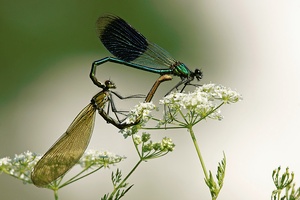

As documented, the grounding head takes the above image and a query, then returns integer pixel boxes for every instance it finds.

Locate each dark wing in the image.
[96,14,176,69]
[31,104,96,187]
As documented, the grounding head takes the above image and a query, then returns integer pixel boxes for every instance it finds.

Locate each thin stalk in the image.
[59,166,103,188]
[54,189,58,200]
[188,126,209,181]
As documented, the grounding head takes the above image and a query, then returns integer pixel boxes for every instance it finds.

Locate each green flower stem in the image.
[188,126,209,181]
[109,159,143,199]
[54,189,58,200]
[59,166,103,189]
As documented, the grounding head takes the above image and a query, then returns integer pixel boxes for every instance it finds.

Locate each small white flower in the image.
[161,137,175,151]
[79,149,126,168]
[133,135,142,145]
[0,157,11,166]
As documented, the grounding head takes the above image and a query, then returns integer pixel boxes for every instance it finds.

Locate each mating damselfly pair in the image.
[31,14,203,187]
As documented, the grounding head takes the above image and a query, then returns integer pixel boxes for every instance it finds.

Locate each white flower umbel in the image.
[159,83,242,127]
[79,150,126,169]
[0,149,126,192]
[134,133,175,160]
[0,151,41,184]
[102,132,175,200]
[157,84,241,200]
[119,84,241,200]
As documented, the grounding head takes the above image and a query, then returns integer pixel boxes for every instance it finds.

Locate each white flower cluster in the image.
[123,102,156,124]
[160,137,175,151]
[121,102,156,137]
[133,133,175,159]
[0,151,41,184]
[120,84,241,132]
[199,83,242,104]
[79,149,126,169]
[133,135,142,145]
[160,83,242,122]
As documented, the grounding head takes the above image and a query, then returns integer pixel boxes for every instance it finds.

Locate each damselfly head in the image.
[104,80,116,89]
[193,69,203,81]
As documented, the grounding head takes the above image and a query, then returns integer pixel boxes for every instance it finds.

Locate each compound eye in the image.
[105,80,112,85]
[195,69,201,74]
[104,80,116,89]
[194,69,203,80]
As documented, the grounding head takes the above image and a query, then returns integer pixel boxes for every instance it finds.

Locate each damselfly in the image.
[31,75,172,187]
[92,14,203,94]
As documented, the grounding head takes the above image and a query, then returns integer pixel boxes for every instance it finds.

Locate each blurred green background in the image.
[2,0,300,200]
[0,0,220,107]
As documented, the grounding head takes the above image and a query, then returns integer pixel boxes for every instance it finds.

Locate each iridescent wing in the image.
[96,14,176,69]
